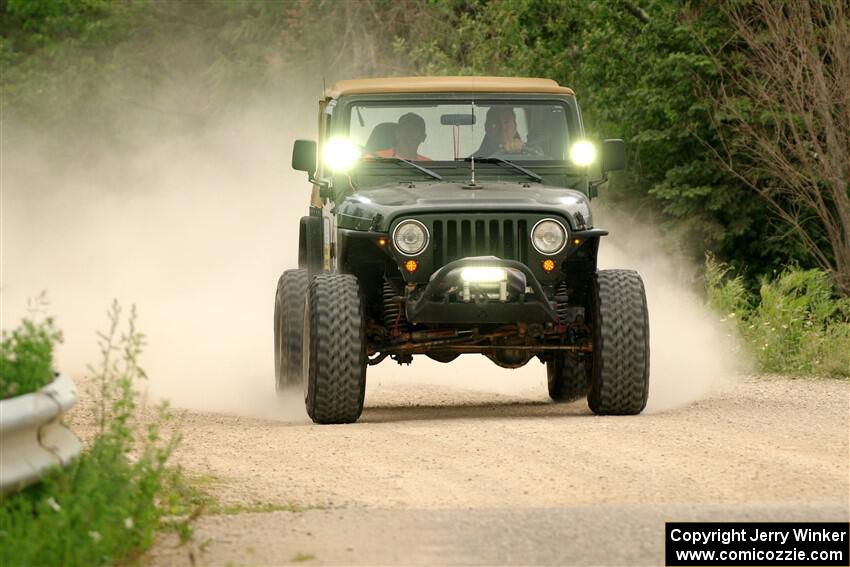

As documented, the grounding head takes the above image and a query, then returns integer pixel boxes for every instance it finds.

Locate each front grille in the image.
[432,217,530,266]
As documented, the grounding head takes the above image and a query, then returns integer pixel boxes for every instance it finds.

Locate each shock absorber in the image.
[555,281,571,323]
[382,281,408,337]
[553,281,588,343]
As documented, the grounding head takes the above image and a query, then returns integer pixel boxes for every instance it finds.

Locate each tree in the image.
[406,1,813,279]
[712,0,850,295]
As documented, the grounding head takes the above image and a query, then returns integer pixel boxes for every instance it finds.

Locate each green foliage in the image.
[0,301,197,565]
[706,256,850,377]
[0,294,63,399]
[0,0,435,144]
[1,0,147,126]
[405,0,819,283]
[705,254,750,318]
[406,0,582,80]
[1,0,297,152]
[2,0,804,283]
[2,0,845,293]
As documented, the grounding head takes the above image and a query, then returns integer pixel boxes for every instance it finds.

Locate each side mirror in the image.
[601,139,626,172]
[292,139,317,177]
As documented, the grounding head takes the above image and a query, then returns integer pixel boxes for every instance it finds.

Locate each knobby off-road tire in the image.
[588,269,650,415]
[274,269,308,392]
[547,353,591,402]
[304,274,367,424]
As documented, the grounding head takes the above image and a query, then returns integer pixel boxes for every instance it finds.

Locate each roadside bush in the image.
[706,255,850,378]
[0,294,63,399]
[0,301,192,565]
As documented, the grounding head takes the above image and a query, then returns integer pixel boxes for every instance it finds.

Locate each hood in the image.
[336,180,593,232]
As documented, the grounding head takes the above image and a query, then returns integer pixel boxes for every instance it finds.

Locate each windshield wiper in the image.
[365,156,443,181]
[463,157,543,183]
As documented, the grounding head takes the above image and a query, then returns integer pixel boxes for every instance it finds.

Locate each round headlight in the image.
[393,220,429,256]
[531,218,567,255]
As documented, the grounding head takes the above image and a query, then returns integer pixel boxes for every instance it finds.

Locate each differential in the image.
[485,349,532,369]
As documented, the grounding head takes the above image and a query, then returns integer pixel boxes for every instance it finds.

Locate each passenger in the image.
[364,122,398,154]
[474,106,525,156]
[372,112,432,161]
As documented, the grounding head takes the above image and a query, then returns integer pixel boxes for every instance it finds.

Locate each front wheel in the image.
[588,269,650,415]
[304,274,367,424]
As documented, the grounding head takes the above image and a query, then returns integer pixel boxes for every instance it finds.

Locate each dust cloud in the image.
[2,91,742,420]
[595,206,747,411]
[2,97,314,420]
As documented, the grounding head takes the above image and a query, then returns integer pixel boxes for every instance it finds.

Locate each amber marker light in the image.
[377,238,387,247]
[542,259,556,272]
[573,238,582,246]
[405,260,418,272]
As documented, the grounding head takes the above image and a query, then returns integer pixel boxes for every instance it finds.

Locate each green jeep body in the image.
[277,76,650,424]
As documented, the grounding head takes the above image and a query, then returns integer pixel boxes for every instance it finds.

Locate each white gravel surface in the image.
[137,374,849,566]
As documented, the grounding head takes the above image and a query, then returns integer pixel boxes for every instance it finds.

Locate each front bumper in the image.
[405,257,558,324]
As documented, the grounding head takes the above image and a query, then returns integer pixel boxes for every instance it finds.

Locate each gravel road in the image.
[147,375,849,566]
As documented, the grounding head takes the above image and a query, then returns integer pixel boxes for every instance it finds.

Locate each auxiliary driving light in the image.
[569,140,597,166]
[461,267,507,283]
[323,137,361,172]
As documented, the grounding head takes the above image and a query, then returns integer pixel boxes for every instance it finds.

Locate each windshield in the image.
[347,101,574,163]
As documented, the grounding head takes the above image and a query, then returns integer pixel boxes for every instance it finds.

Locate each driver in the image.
[474,106,525,156]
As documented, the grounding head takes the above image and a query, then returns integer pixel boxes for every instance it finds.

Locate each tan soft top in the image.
[325,76,575,98]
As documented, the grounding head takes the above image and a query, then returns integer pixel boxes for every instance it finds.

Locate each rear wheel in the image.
[274,269,308,392]
[588,269,650,415]
[547,353,590,402]
[304,274,367,424]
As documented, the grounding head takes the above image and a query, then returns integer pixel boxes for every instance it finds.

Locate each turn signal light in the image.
[542,259,556,272]
[377,238,387,247]
[405,260,418,273]
[573,238,581,246]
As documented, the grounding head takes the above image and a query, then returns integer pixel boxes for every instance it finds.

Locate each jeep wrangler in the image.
[276,76,649,424]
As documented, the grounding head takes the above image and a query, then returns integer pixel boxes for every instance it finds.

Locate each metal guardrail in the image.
[0,374,82,494]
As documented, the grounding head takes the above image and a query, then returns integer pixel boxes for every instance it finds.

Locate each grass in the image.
[292,552,318,562]
[185,472,230,489]
[706,255,850,378]
[0,292,62,399]
[211,501,326,515]
[0,300,200,565]
[1,298,321,564]
[161,472,325,517]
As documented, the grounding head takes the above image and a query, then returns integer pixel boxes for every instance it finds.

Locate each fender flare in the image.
[299,215,324,276]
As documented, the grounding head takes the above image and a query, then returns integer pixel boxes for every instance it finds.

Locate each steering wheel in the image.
[490,144,545,158]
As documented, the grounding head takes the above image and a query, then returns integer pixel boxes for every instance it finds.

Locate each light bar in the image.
[461,267,507,283]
